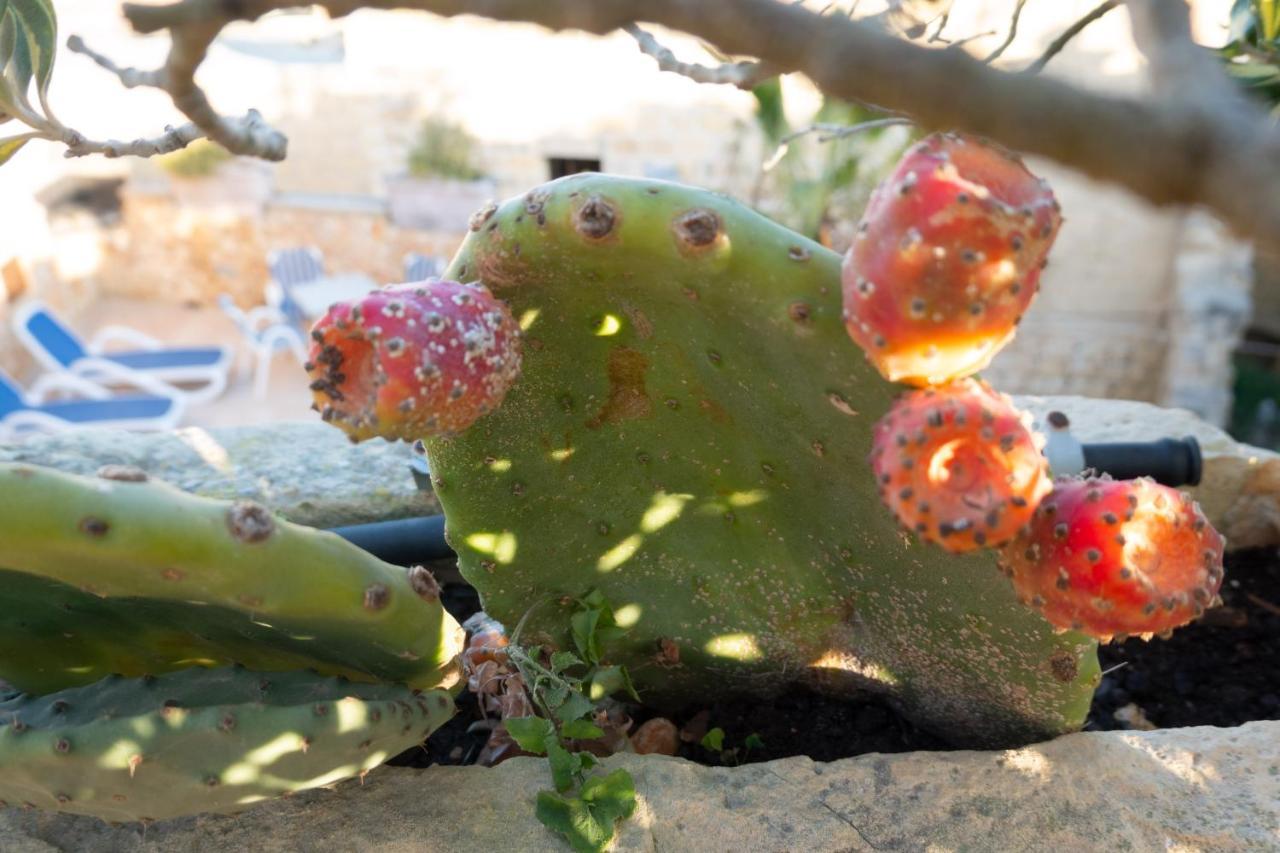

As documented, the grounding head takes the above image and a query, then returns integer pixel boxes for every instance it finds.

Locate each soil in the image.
[391,547,1280,769]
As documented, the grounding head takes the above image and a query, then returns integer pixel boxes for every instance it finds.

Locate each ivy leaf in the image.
[550,650,583,673]
[552,688,594,724]
[546,740,582,792]
[700,727,725,752]
[744,733,766,751]
[504,716,555,755]
[560,719,605,741]
[535,770,637,853]
[8,0,53,103]
[0,133,28,168]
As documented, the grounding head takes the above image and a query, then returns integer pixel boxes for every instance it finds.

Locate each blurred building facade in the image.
[0,0,1253,425]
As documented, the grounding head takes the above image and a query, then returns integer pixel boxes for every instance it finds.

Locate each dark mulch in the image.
[396,547,1280,768]
[1089,545,1280,731]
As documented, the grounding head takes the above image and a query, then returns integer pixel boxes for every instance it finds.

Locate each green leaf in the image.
[535,792,609,853]
[552,688,594,724]
[550,650,583,673]
[504,716,555,755]
[751,76,788,145]
[587,664,640,702]
[1262,0,1280,42]
[570,607,602,664]
[535,770,637,853]
[546,740,582,792]
[560,719,605,740]
[8,0,54,101]
[700,727,725,752]
[579,770,638,837]
[578,752,598,770]
[0,133,28,167]
[744,733,766,751]
[541,682,569,711]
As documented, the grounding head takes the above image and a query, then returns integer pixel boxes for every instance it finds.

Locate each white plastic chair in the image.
[266,247,325,327]
[217,295,308,399]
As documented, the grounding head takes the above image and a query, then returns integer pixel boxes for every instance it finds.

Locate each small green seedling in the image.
[699,727,767,766]
[504,591,640,853]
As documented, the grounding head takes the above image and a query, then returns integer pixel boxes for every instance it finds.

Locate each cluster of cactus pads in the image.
[0,463,463,820]
[309,159,1113,747]
[2,135,1230,826]
[848,134,1225,642]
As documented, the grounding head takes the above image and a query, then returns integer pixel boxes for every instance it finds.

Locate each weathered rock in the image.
[4,398,1270,547]
[0,421,437,528]
[1019,395,1280,550]
[1,721,1273,852]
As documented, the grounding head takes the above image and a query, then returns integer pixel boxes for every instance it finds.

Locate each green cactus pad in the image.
[428,174,1098,746]
[0,463,463,695]
[0,667,453,821]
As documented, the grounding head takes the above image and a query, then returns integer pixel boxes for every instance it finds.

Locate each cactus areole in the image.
[355,173,1099,748]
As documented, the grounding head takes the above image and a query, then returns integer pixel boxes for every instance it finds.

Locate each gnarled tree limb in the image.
[118,0,1280,250]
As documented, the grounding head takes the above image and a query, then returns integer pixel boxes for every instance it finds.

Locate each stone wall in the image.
[94,174,464,308]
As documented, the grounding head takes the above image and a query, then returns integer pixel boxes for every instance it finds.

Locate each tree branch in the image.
[119,0,1280,251]
[64,33,286,161]
[1025,0,1119,73]
[983,0,1028,63]
[57,110,271,159]
[66,35,165,88]
[623,23,778,89]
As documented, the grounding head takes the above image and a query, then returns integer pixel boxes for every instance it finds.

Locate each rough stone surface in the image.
[3,398,1275,547]
[0,421,437,528]
[1019,395,1280,550]
[0,722,1274,852]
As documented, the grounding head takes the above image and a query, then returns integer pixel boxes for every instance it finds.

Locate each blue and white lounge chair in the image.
[266,247,325,326]
[12,301,232,405]
[403,252,443,283]
[0,369,184,442]
[217,295,307,400]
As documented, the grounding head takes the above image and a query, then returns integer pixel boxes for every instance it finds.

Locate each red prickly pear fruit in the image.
[998,476,1225,641]
[306,280,522,442]
[842,132,1062,386]
[870,378,1051,553]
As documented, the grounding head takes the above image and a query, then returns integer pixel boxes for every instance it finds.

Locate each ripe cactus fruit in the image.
[413,174,1096,747]
[0,463,463,695]
[842,133,1062,386]
[870,379,1051,553]
[307,280,522,442]
[999,476,1226,641]
[0,667,453,822]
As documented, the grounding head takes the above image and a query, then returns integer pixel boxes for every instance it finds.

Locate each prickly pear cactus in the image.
[425,174,1098,747]
[0,667,453,821]
[0,464,463,695]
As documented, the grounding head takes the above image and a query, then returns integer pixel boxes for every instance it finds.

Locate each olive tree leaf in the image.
[0,133,30,167]
[8,0,53,102]
[0,9,27,116]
